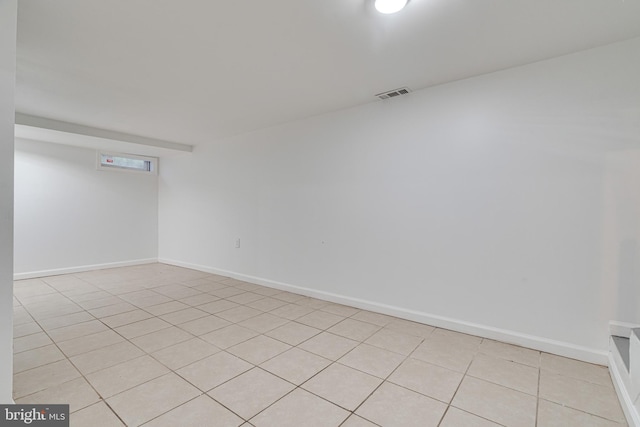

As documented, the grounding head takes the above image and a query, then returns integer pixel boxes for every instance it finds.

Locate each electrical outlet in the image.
[235,238,241,248]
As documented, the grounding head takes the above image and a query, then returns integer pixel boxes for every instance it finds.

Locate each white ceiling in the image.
[16,0,640,146]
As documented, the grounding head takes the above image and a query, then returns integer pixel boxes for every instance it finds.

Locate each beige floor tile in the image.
[216,306,262,323]
[118,290,158,302]
[298,297,331,309]
[77,295,124,310]
[339,343,405,379]
[177,351,252,391]
[58,330,124,357]
[178,292,220,307]
[100,309,153,328]
[234,282,266,292]
[188,276,226,287]
[120,290,170,305]
[261,348,330,385]
[272,291,308,303]
[47,319,109,342]
[14,344,65,373]
[63,287,107,300]
[132,294,174,308]
[296,311,345,330]
[228,335,291,364]
[159,307,208,325]
[468,353,539,395]
[227,292,266,304]
[131,326,193,353]
[210,287,247,298]
[38,311,94,330]
[432,328,484,347]
[384,319,435,338]
[11,265,622,427]
[13,306,34,326]
[246,297,289,312]
[351,311,395,327]
[13,321,43,338]
[356,382,447,427]
[143,395,243,427]
[265,322,321,346]
[320,303,360,317]
[537,399,625,427]
[151,338,220,370]
[250,286,284,297]
[341,415,379,427]
[201,325,259,349]
[388,357,463,403]
[209,367,295,419]
[70,341,145,375]
[478,339,540,367]
[153,284,202,299]
[20,295,73,311]
[539,370,625,423]
[63,287,106,300]
[541,353,612,387]
[145,300,190,316]
[269,303,315,320]
[238,313,290,334]
[88,302,138,318]
[14,283,58,300]
[364,328,423,355]
[192,282,229,293]
[327,318,381,342]
[42,275,91,290]
[115,317,172,339]
[71,402,125,427]
[178,315,231,335]
[252,388,348,427]
[451,376,537,427]
[439,407,502,427]
[107,373,201,427]
[14,332,53,353]
[303,363,382,410]
[86,355,170,398]
[16,377,100,413]
[298,332,359,360]
[13,359,81,399]
[411,339,477,373]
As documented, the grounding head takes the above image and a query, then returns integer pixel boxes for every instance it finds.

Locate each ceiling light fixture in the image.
[375,0,408,14]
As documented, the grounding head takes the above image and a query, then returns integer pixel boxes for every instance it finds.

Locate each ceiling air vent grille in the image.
[375,87,411,100]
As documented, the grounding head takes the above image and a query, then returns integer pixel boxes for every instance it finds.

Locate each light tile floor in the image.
[12,263,627,427]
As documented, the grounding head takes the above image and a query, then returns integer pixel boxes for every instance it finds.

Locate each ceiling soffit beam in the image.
[15,113,193,153]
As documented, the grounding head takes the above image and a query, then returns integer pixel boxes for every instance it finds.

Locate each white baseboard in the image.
[610,351,640,427]
[159,258,608,365]
[13,258,158,281]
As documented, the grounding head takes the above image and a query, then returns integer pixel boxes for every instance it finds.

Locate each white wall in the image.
[14,138,158,277]
[0,0,17,403]
[159,37,640,361]
[603,150,640,326]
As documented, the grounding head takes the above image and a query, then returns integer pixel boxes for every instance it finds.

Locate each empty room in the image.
[1,0,640,426]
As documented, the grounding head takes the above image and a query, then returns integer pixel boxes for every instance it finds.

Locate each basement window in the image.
[97,152,157,174]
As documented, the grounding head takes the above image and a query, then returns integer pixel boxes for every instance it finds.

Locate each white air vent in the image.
[375,87,411,100]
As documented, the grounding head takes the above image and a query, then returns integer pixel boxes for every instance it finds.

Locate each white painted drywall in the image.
[159,37,640,357]
[603,150,640,327]
[14,138,158,276]
[0,0,17,403]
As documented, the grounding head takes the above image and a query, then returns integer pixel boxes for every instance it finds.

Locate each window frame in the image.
[97,151,158,175]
